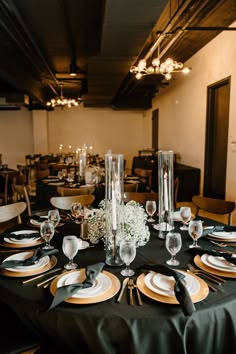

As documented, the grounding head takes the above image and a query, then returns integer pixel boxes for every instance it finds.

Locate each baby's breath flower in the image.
[87,200,150,246]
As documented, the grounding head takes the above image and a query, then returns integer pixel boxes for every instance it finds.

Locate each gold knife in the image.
[22,267,62,284]
[116,277,129,303]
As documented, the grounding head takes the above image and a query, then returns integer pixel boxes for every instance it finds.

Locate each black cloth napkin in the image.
[4,232,40,240]
[140,264,196,316]
[48,262,105,310]
[188,247,236,265]
[0,248,59,268]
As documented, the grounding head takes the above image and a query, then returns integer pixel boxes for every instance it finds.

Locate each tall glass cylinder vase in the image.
[105,152,124,266]
[158,150,174,239]
[79,144,87,184]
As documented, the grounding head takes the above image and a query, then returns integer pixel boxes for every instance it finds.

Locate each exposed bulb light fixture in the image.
[130,45,190,81]
[70,62,77,77]
[46,84,83,108]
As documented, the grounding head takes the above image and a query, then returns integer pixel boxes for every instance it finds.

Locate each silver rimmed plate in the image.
[4,230,40,244]
[201,253,236,272]
[57,271,112,298]
[208,231,236,240]
[3,251,50,272]
[144,270,200,297]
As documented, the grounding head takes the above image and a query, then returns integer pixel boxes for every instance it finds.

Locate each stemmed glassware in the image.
[119,239,136,276]
[62,235,80,270]
[71,202,83,224]
[179,206,191,230]
[40,220,55,249]
[48,209,60,228]
[188,220,203,248]
[145,200,157,222]
[165,232,182,266]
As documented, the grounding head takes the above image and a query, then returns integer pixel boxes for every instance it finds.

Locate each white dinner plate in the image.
[4,252,50,272]
[208,231,236,240]
[57,271,112,298]
[201,253,236,272]
[144,270,200,297]
[4,230,40,244]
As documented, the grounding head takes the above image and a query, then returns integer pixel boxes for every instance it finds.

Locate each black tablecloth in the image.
[0,217,236,354]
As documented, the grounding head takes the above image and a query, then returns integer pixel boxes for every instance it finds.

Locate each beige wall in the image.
[0,106,147,171]
[0,108,33,167]
[146,21,236,221]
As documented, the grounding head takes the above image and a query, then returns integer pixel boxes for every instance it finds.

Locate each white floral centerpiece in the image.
[87,200,150,246]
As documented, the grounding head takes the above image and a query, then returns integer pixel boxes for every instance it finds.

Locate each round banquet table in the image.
[0,217,236,354]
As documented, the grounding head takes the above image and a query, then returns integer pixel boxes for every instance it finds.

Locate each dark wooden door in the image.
[204,78,230,199]
[152,109,159,149]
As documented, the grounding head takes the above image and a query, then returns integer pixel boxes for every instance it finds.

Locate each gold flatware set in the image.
[117,277,142,305]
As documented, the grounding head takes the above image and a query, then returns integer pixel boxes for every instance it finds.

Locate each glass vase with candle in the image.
[105,152,124,266]
[158,150,174,239]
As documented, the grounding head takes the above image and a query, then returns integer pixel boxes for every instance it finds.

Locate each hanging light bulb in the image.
[46,84,83,108]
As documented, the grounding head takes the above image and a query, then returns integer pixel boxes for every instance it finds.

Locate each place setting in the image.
[0,247,59,277]
[136,232,209,312]
[49,236,120,307]
[0,229,44,249]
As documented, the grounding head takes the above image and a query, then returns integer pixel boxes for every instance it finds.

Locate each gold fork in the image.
[127,278,134,305]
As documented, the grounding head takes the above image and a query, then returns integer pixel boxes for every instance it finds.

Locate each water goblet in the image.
[71,202,83,224]
[40,220,55,249]
[179,206,191,230]
[119,239,136,276]
[62,235,80,270]
[188,220,203,248]
[165,232,182,266]
[57,171,63,180]
[48,209,60,228]
[145,200,157,222]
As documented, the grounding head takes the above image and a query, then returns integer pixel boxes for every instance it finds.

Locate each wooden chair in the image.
[124,192,158,206]
[124,183,139,192]
[57,185,95,196]
[192,195,235,225]
[134,168,152,191]
[35,168,50,180]
[0,201,27,234]
[50,194,95,211]
[12,183,33,216]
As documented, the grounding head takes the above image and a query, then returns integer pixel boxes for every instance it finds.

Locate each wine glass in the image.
[48,209,60,229]
[119,239,136,276]
[145,200,157,222]
[179,206,191,230]
[188,220,203,248]
[71,202,83,224]
[165,232,182,266]
[62,235,80,270]
[40,220,55,249]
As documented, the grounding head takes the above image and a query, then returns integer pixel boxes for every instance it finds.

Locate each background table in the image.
[0,218,235,354]
[132,156,200,201]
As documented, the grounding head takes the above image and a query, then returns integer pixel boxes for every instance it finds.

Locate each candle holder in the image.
[158,150,174,239]
[105,152,124,266]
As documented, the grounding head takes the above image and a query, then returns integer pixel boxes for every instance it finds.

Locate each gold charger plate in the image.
[50,270,120,304]
[136,271,209,304]
[0,255,57,277]
[0,238,44,249]
[194,254,236,278]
